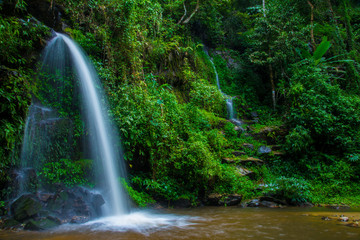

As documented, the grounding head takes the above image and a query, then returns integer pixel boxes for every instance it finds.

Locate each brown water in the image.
[0,207,359,240]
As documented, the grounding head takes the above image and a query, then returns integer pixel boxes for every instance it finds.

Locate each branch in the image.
[181,0,199,24]
[177,1,187,25]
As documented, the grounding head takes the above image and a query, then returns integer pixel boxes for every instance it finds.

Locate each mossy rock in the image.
[24,217,61,231]
[11,194,42,222]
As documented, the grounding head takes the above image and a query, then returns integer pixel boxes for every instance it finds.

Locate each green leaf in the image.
[312,37,331,65]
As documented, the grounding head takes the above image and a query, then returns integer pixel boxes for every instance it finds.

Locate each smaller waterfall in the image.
[205,49,242,126]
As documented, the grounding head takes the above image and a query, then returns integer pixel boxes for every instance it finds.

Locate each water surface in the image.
[1,207,359,240]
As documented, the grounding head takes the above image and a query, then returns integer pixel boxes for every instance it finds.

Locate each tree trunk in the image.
[307,1,316,49]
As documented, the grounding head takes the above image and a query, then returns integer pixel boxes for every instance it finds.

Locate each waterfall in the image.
[205,49,242,126]
[20,33,130,216]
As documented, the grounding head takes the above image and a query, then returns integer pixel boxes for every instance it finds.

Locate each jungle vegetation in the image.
[1,0,360,208]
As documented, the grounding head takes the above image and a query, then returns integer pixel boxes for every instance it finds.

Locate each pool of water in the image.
[0,207,359,240]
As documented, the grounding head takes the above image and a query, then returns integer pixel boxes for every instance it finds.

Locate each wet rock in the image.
[39,193,54,202]
[338,216,349,222]
[1,218,22,229]
[259,201,282,208]
[322,216,332,221]
[24,217,61,230]
[258,146,272,154]
[92,193,105,215]
[47,215,62,225]
[346,222,360,228]
[172,198,192,208]
[247,199,260,207]
[206,193,242,206]
[219,194,242,206]
[70,216,90,224]
[247,198,285,208]
[9,168,38,198]
[260,197,287,206]
[11,194,42,221]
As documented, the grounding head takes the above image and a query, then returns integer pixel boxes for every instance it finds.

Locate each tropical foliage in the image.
[1,0,360,206]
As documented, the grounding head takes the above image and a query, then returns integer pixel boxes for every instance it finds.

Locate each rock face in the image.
[44,186,105,222]
[5,186,106,230]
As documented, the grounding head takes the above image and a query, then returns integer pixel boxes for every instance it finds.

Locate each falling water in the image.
[20,32,129,216]
[205,49,242,126]
[55,33,129,215]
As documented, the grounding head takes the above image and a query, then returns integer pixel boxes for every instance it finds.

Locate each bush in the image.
[39,159,91,188]
[266,177,313,204]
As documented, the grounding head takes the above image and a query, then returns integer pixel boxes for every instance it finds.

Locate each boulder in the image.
[70,216,91,224]
[11,194,42,221]
[258,146,272,154]
[24,217,61,230]
[44,187,105,221]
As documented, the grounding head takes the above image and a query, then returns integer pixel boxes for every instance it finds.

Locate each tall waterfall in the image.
[205,49,242,126]
[21,33,130,216]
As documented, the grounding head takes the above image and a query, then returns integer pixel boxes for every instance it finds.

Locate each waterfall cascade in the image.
[205,49,242,126]
[20,33,130,216]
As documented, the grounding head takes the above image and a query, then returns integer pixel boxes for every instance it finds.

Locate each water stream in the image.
[0,207,359,239]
